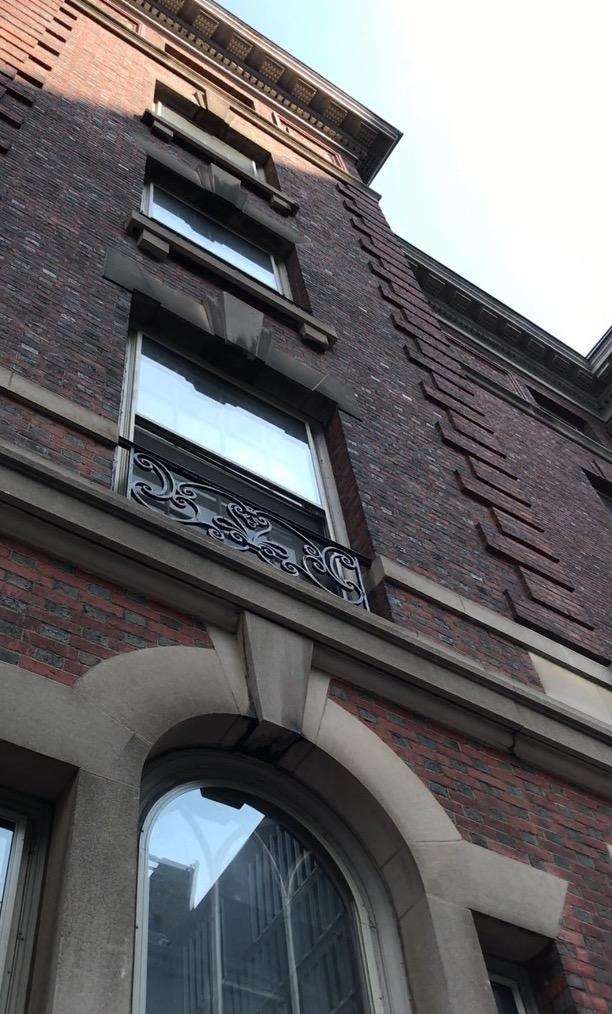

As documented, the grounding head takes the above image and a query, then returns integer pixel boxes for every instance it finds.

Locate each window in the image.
[143,185,288,294]
[0,798,47,1013]
[585,471,612,515]
[136,785,369,1014]
[528,388,590,434]
[487,961,538,1014]
[136,339,322,508]
[490,976,527,1014]
[153,102,266,181]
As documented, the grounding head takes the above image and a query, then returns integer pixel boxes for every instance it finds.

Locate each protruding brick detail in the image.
[420,379,491,428]
[490,509,559,560]
[339,177,607,659]
[506,594,608,663]
[0,0,76,153]
[437,419,517,477]
[477,523,574,589]
[518,569,594,628]
[456,470,542,528]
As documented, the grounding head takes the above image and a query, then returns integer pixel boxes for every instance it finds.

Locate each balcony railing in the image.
[128,447,369,608]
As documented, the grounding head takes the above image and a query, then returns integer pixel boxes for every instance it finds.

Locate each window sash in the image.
[489,972,533,1014]
[136,339,324,507]
[144,185,286,294]
[154,102,265,180]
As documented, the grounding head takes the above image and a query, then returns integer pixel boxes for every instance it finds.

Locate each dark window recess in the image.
[164,46,256,108]
[585,471,612,514]
[528,388,590,433]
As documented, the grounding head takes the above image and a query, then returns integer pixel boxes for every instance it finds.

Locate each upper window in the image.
[585,471,612,515]
[137,785,369,1014]
[154,102,266,181]
[527,388,590,434]
[144,185,288,294]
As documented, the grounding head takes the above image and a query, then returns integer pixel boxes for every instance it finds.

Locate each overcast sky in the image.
[218,0,612,355]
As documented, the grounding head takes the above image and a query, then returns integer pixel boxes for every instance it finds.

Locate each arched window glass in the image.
[141,786,369,1014]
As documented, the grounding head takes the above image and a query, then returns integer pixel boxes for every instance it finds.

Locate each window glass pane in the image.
[149,187,278,291]
[157,104,260,178]
[144,787,367,1014]
[491,980,521,1014]
[137,341,322,504]
[0,821,15,915]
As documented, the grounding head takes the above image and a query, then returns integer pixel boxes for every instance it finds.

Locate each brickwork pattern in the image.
[337,177,609,664]
[0,0,76,154]
[331,681,612,1014]
[0,536,212,684]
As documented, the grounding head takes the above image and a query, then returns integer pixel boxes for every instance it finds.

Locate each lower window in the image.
[137,785,369,1014]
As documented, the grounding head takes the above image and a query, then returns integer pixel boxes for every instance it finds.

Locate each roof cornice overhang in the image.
[401,238,612,410]
[125,0,401,183]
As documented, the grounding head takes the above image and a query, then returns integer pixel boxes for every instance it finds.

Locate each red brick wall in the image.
[0,536,212,685]
[331,681,612,1014]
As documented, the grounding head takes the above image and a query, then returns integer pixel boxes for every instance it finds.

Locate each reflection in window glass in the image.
[137,341,322,504]
[155,104,262,179]
[148,187,279,291]
[0,821,14,916]
[143,787,367,1014]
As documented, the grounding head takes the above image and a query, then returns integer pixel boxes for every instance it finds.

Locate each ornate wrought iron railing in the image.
[128,447,369,607]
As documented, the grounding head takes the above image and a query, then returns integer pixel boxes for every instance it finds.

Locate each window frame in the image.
[0,793,49,1014]
[487,958,539,1014]
[153,100,267,182]
[116,332,350,548]
[141,182,291,298]
[132,765,387,1014]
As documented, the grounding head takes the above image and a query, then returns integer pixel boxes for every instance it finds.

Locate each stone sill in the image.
[125,210,337,351]
[142,109,299,217]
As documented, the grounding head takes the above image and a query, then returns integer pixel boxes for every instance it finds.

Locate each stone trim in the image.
[104,249,358,416]
[0,440,610,797]
[124,212,338,348]
[367,554,612,690]
[142,106,299,216]
[0,641,569,1014]
[0,365,119,444]
[140,140,302,248]
[64,0,392,190]
[120,0,401,182]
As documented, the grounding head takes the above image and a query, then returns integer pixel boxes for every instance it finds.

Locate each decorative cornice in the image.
[124,0,401,182]
[401,238,612,412]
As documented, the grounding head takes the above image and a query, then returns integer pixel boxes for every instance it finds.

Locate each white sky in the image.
[219,0,612,355]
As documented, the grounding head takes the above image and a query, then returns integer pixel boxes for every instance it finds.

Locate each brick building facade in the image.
[0,2,610,1013]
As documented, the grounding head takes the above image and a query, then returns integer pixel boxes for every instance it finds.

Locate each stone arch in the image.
[0,629,568,1014]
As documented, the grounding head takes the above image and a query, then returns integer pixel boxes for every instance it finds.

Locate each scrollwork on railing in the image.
[128,449,368,607]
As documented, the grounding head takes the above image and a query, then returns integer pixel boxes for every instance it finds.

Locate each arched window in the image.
[137,784,370,1014]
